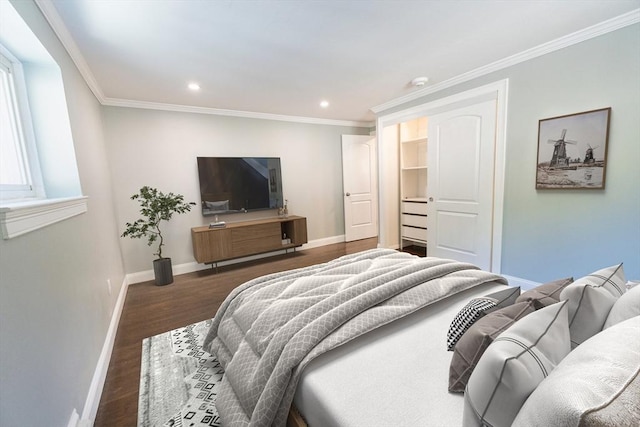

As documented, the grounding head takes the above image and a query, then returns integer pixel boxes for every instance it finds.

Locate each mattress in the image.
[293,281,508,427]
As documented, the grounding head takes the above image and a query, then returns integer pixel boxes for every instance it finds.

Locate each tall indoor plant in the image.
[122,186,195,285]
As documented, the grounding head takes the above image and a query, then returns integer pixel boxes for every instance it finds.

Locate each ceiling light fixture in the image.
[188,82,200,91]
[320,100,329,108]
[410,76,429,87]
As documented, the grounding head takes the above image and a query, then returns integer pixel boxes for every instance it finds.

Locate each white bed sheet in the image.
[293,281,508,427]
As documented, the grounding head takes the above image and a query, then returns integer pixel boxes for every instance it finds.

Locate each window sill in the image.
[0,196,88,239]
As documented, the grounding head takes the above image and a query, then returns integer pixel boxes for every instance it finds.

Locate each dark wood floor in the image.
[94,238,378,427]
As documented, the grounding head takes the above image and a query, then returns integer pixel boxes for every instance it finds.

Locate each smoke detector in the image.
[410,76,429,87]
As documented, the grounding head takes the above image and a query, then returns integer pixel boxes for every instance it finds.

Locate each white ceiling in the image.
[43,0,639,125]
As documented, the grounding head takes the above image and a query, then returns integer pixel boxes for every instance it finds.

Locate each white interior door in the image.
[427,100,497,270]
[342,135,378,242]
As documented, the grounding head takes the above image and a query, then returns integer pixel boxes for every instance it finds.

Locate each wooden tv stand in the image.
[191,215,307,265]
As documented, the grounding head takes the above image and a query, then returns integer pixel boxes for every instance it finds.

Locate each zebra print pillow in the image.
[447,287,520,351]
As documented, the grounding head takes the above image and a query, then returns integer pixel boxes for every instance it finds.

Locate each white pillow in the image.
[513,316,640,427]
[463,301,571,427]
[604,284,640,329]
[560,263,626,348]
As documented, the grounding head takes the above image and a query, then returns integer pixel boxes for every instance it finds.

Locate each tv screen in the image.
[197,157,283,216]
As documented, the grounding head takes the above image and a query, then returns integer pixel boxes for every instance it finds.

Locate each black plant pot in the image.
[153,258,173,286]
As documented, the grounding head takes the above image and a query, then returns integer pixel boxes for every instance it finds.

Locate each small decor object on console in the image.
[283,199,289,217]
[209,215,226,229]
[122,186,195,286]
[281,232,291,245]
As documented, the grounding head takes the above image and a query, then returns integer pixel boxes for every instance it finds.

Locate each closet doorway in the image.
[377,80,507,272]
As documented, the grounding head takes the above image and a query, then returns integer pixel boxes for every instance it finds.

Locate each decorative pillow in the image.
[604,284,640,329]
[463,301,571,427]
[205,200,230,211]
[448,300,535,393]
[515,277,573,309]
[447,287,520,351]
[560,263,626,348]
[512,316,640,427]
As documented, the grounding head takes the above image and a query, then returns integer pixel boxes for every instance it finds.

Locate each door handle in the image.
[429,197,434,202]
[346,192,351,197]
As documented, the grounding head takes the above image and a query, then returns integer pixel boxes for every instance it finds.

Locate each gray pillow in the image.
[448,300,535,393]
[515,277,573,309]
[446,287,520,351]
[463,301,571,427]
[205,200,229,211]
[560,263,626,348]
[604,284,640,329]
[512,316,640,427]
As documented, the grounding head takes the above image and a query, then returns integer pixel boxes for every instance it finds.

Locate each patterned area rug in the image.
[138,320,224,427]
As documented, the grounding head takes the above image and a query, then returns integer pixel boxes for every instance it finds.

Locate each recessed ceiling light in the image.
[188,82,200,91]
[320,100,329,108]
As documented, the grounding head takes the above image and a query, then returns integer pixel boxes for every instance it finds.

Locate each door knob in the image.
[346,192,351,197]
[429,197,434,202]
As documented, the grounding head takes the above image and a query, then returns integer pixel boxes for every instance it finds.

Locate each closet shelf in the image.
[401,136,428,144]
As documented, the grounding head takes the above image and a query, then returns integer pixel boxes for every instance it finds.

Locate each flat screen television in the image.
[197,157,283,216]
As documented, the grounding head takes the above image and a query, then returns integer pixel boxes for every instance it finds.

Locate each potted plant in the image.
[122,186,195,286]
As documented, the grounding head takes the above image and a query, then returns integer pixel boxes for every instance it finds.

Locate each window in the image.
[0,48,38,201]
[0,2,86,239]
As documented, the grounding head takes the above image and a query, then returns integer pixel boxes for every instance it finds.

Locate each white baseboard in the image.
[67,409,79,427]
[79,277,129,425]
[302,234,345,249]
[501,274,541,291]
[125,235,347,285]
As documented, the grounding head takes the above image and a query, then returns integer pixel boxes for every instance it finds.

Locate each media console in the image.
[191,215,308,265]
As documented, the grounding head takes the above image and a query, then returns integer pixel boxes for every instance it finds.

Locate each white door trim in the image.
[376,79,508,273]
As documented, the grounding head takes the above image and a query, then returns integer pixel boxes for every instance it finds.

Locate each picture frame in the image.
[535,107,611,189]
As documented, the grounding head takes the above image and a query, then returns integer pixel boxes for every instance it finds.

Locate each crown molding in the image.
[35,0,105,103]
[34,0,637,126]
[102,97,373,128]
[34,0,372,128]
[371,8,640,114]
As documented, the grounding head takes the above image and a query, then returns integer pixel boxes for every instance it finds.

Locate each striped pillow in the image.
[512,316,640,427]
[463,301,571,427]
[560,263,625,348]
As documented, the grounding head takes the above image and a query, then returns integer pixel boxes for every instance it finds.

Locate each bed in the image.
[202,249,640,427]
[292,280,507,426]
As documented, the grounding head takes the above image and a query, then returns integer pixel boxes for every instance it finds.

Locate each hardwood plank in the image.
[94,238,378,427]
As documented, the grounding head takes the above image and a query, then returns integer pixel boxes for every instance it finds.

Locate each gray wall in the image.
[103,107,369,274]
[0,1,126,426]
[379,24,640,282]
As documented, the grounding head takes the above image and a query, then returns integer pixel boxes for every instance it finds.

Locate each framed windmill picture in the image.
[535,107,611,189]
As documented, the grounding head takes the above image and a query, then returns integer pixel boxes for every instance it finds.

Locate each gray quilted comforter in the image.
[202,248,507,426]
